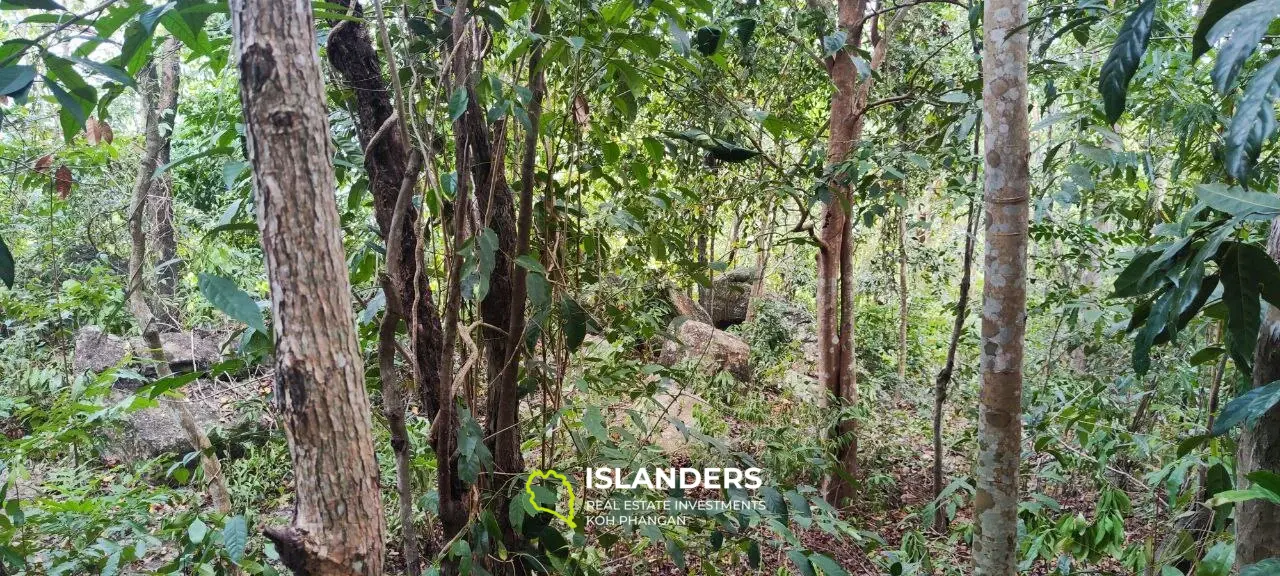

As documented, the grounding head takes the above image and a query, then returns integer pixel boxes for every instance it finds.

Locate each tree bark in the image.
[974,0,1030,570]
[229,2,385,573]
[126,47,231,517]
[325,0,445,420]
[897,204,908,384]
[819,0,903,506]
[1238,218,1280,566]
[150,38,181,328]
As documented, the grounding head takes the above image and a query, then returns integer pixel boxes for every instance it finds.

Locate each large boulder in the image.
[73,326,223,377]
[71,326,247,461]
[658,320,751,381]
[709,269,759,328]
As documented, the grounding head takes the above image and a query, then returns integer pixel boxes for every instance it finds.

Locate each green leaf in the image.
[154,146,236,179]
[810,553,850,576]
[0,64,35,97]
[787,550,817,576]
[1,0,65,9]
[448,87,468,121]
[222,515,247,562]
[1242,559,1280,576]
[1225,55,1280,179]
[1194,0,1255,58]
[66,56,135,87]
[1206,487,1280,506]
[1189,346,1225,365]
[197,273,267,335]
[1199,541,1235,576]
[1219,242,1268,373]
[188,518,209,543]
[1112,250,1161,297]
[1249,470,1280,494]
[0,233,13,288]
[668,17,690,56]
[44,77,88,137]
[1197,183,1280,219]
[1206,0,1280,92]
[693,26,721,55]
[1098,0,1156,125]
[560,295,588,352]
[822,31,848,57]
[1212,380,1280,436]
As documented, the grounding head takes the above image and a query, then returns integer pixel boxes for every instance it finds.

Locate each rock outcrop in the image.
[72,326,250,461]
[709,268,758,328]
[658,319,751,381]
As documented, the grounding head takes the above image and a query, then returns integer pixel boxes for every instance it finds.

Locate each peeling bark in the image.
[229,2,385,573]
[974,0,1030,569]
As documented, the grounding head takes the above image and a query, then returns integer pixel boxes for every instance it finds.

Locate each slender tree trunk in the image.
[974,0,1030,569]
[150,38,181,328]
[819,0,904,506]
[897,204,908,383]
[126,46,231,516]
[1238,218,1280,566]
[326,0,445,420]
[230,2,385,573]
[933,194,977,532]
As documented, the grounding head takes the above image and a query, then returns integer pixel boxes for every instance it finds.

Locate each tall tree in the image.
[229,1,385,573]
[973,0,1030,569]
[818,2,904,505]
[149,38,181,327]
[126,37,231,515]
[1239,220,1280,565]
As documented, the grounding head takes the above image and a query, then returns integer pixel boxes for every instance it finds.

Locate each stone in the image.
[709,269,759,328]
[666,287,712,325]
[71,326,249,462]
[658,319,751,381]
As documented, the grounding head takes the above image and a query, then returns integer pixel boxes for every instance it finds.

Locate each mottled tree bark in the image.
[974,0,1030,570]
[127,47,231,516]
[1239,218,1280,566]
[150,38,181,328]
[229,2,385,573]
[326,0,445,420]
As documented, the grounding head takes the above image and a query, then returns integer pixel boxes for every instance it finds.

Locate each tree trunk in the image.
[933,194,977,532]
[150,38,181,329]
[819,0,904,506]
[897,204,908,384]
[326,0,445,420]
[126,45,231,516]
[229,2,385,573]
[1238,218,1280,566]
[974,0,1030,570]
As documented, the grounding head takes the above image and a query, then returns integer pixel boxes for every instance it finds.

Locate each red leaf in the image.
[54,165,73,199]
[32,154,53,174]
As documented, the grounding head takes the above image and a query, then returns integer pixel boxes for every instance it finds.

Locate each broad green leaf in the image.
[0,233,12,288]
[1242,558,1280,576]
[1219,242,1274,373]
[787,550,817,576]
[448,87,468,121]
[668,17,690,56]
[222,515,247,561]
[188,517,209,543]
[1112,250,1161,297]
[1134,287,1173,375]
[560,295,588,352]
[1194,0,1255,58]
[1098,0,1156,124]
[1189,346,1225,365]
[1250,470,1280,494]
[1225,55,1280,179]
[1,0,65,9]
[1199,541,1235,576]
[810,553,850,576]
[1207,0,1280,92]
[1196,183,1280,219]
[66,56,135,87]
[1207,487,1280,506]
[693,26,721,55]
[0,64,35,97]
[44,77,88,137]
[197,273,267,335]
[1212,380,1280,436]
